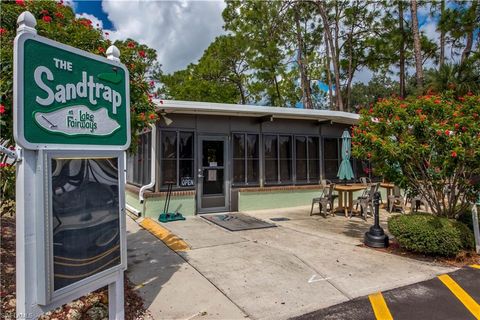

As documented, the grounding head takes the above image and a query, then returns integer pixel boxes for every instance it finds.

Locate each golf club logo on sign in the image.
[14,33,130,150]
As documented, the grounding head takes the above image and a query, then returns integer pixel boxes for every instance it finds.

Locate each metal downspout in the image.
[139,124,156,208]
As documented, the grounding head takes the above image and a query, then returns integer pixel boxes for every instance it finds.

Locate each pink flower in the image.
[43,16,52,23]
[0,104,5,114]
[16,0,25,6]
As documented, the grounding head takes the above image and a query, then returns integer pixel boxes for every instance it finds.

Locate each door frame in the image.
[196,135,230,214]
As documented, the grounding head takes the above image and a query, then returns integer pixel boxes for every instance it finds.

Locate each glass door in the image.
[197,136,229,213]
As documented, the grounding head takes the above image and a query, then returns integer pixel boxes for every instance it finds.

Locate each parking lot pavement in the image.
[293,266,480,320]
[157,215,454,320]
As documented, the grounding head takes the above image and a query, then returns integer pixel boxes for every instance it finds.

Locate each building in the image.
[125,99,363,218]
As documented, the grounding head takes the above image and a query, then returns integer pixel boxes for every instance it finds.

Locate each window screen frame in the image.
[159,129,195,190]
[231,132,260,187]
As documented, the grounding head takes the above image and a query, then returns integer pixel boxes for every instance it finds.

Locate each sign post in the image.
[14,11,129,319]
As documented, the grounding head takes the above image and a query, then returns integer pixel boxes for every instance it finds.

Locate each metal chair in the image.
[351,182,380,220]
[387,185,405,213]
[311,183,336,217]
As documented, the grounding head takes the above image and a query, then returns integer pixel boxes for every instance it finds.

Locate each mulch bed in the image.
[359,239,480,268]
[1,216,152,320]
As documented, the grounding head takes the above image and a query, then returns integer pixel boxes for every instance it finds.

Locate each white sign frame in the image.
[14,32,130,151]
[36,149,127,305]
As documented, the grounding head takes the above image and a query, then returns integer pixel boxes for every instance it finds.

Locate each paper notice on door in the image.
[208,170,217,181]
[209,162,217,167]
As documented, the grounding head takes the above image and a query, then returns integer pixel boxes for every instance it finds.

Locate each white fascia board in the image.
[153,99,359,125]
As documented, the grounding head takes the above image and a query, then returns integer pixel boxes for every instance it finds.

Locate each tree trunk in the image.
[324,31,334,110]
[345,30,354,111]
[317,0,344,111]
[410,0,424,90]
[460,0,479,65]
[294,7,313,109]
[399,1,406,98]
[439,0,446,68]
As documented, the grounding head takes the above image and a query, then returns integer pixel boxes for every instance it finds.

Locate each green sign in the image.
[14,33,130,150]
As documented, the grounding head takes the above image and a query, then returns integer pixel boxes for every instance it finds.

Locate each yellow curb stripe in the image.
[470,265,480,270]
[368,292,394,320]
[438,274,480,319]
[139,218,189,251]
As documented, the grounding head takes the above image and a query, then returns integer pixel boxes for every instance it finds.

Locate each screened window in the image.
[160,130,194,188]
[263,134,292,184]
[233,133,259,185]
[295,136,320,184]
[323,138,340,180]
[126,131,151,186]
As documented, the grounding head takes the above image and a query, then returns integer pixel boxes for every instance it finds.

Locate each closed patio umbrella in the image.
[337,129,354,183]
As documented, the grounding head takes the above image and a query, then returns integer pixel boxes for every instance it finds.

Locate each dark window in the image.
[323,138,340,180]
[232,133,259,185]
[126,131,151,186]
[160,130,195,188]
[295,136,320,184]
[263,134,292,184]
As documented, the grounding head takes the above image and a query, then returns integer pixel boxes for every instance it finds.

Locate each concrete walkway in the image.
[126,217,248,320]
[127,207,456,320]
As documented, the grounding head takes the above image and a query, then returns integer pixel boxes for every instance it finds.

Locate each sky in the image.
[73,0,226,74]
[71,0,467,83]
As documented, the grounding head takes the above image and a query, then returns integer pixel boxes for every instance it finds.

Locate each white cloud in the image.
[102,0,226,73]
[75,12,104,30]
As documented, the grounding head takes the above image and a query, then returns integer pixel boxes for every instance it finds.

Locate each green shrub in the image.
[388,213,474,257]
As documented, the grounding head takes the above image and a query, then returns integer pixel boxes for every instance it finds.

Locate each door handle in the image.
[198,174,204,178]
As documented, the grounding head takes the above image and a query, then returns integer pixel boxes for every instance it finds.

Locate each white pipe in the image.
[126,203,141,217]
[139,123,156,204]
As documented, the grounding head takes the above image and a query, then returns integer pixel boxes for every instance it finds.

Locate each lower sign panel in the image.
[51,157,121,291]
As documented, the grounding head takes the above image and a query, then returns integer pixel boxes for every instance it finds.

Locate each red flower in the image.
[368,108,373,114]
[467,91,473,96]
[98,47,105,53]
[451,151,457,158]
[138,50,146,58]
[462,126,467,132]
[150,80,155,87]
[40,10,49,15]
[473,113,479,119]
[436,130,442,136]
[149,113,156,120]
[55,12,64,19]
[400,104,407,108]
[434,99,441,104]
[455,123,459,129]
[459,97,465,102]
[0,28,6,36]
[445,129,450,136]
[416,109,422,115]
[43,16,52,23]
[0,104,5,114]
[127,41,135,48]
[16,0,25,6]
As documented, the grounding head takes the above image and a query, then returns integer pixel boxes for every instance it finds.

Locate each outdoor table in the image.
[334,184,367,217]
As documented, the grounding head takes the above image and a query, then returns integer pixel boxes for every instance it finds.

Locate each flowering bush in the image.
[352,92,480,218]
[0,0,160,151]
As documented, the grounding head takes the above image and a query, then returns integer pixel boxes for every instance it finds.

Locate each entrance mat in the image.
[201,213,276,231]
[270,217,290,222]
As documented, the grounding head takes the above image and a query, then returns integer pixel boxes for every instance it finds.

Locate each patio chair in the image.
[311,183,336,217]
[410,195,429,212]
[351,182,380,220]
[359,176,372,186]
[387,185,405,213]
